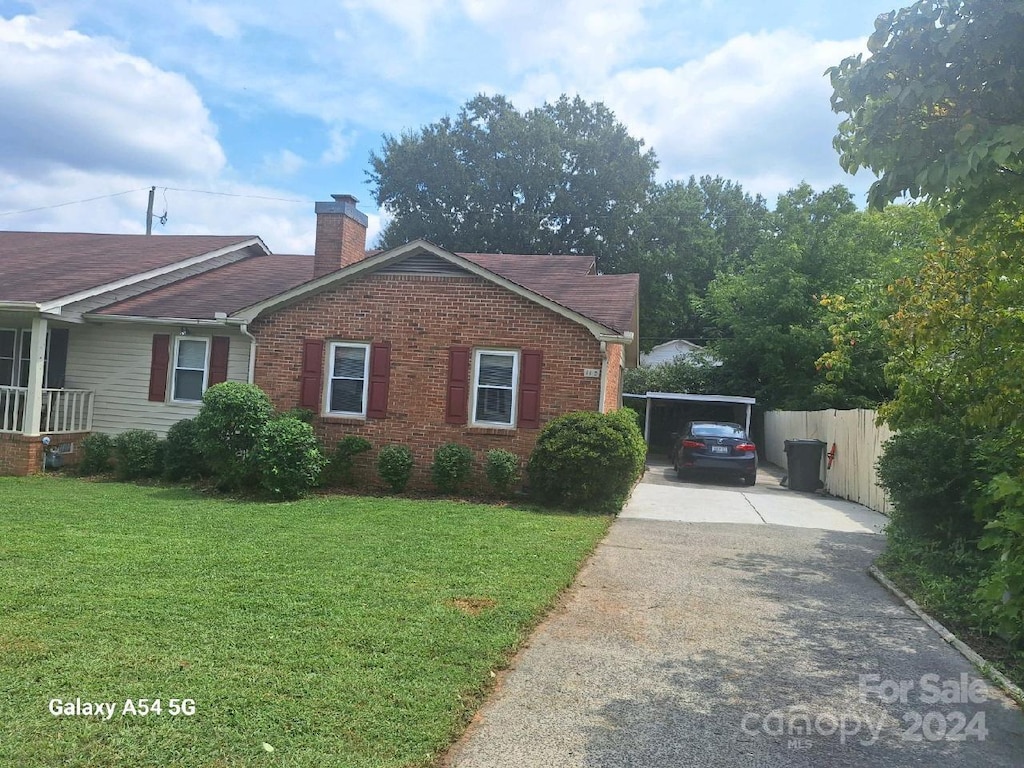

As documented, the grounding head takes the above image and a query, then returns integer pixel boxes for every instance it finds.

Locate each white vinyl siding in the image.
[172,337,209,402]
[326,342,369,416]
[471,350,519,427]
[64,323,251,437]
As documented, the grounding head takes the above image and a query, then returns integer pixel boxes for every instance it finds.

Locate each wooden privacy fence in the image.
[763,409,893,515]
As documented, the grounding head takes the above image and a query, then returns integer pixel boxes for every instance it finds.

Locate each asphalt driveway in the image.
[445,465,1024,767]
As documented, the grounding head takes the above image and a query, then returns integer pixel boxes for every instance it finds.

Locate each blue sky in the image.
[0,0,886,253]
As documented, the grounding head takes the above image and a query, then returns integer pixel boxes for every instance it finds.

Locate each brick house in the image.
[0,195,638,480]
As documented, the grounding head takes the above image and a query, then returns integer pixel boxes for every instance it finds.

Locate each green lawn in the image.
[0,477,610,767]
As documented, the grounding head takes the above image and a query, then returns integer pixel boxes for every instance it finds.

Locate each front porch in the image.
[0,316,95,475]
[0,386,95,434]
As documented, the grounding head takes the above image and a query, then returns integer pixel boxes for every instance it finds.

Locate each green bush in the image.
[163,419,207,481]
[527,409,646,512]
[78,433,114,475]
[278,407,315,424]
[253,417,326,500]
[112,429,161,481]
[876,420,978,541]
[194,382,274,491]
[377,444,414,493]
[432,442,473,494]
[322,435,372,487]
[485,449,520,496]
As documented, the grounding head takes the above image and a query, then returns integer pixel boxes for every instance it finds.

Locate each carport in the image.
[625,392,756,447]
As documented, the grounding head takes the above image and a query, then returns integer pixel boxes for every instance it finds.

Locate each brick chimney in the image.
[313,194,368,278]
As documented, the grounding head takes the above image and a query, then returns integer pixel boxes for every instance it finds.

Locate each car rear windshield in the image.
[691,423,746,438]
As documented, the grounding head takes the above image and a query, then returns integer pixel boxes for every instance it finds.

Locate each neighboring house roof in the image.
[641,339,719,367]
[0,232,259,304]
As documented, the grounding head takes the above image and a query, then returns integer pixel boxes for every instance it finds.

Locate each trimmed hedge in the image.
[378,444,414,493]
[485,449,520,496]
[527,409,646,512]
[112,429,162,481]
[431,442,473,494]
[78,433,114,476]
[163,419,207,481]
[254,417,326,500]
[194,382,273,491]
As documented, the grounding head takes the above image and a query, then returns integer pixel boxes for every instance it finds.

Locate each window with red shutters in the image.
[148,334,170,402]
[446,346,470,424]
[300,339,325,409]
[517,349,543,429]
[367,342,391,419]
[209,336,230,386]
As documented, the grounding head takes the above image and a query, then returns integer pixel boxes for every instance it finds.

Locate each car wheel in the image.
[743,472,757,487]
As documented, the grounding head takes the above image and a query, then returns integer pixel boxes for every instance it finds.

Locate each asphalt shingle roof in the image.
[0,232,256,303]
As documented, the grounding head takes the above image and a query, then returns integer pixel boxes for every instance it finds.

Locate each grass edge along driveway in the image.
[0,477,611,768]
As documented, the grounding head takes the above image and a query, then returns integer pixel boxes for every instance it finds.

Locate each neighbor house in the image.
[0,195,639,481]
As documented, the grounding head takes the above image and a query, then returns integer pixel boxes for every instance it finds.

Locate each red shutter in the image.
[518,349,543,429]
[367,342,391,419]
[446,346,471,425]
[300,339,325,409]
[209,336,230,386]
[148,334,170,402]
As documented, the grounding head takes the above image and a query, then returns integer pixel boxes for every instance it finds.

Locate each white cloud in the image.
[262,149,307,177]
[321,128,356,165]
[599,30,868,201]
[0,14,225,179]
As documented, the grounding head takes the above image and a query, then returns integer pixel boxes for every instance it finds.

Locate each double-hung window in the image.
[0,329,37,387]
[327,342,370,416]
[172,337,209,402]
[472,350,519,427]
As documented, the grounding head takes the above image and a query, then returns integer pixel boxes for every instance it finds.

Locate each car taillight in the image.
[736,443,757,453]
[682,440,705,449]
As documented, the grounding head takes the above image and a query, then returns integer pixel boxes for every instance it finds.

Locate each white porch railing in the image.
[0,386,95,434]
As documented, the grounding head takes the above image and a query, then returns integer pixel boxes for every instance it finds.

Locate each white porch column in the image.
[22,315,47,436]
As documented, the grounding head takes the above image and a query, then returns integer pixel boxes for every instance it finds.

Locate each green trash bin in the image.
[784,439,826,492]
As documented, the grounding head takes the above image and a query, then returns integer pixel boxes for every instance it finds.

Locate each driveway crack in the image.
[741,492,767,524]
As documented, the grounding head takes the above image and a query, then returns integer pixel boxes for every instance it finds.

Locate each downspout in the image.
[598,341,609,414]
[240,323,257,384]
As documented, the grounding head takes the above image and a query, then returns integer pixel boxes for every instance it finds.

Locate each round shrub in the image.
[163,418,207,481]
[432,442,473,494]
[78,432,114,475]
[112,429,161,481]
[527,409,646,512]
[485,448,520,496]
[194,382,273,491]
[253,417,326,500]
[322,435,373,487]
[377,444,414,493]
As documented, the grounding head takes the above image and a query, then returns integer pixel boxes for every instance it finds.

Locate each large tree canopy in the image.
[828,0,1024,223]
[368,94,658,268]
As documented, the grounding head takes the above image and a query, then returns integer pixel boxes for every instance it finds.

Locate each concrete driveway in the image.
[445,463,1024,767]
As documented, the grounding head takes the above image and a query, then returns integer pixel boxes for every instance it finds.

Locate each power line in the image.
[161,187,312,204]
[0,188,149,217]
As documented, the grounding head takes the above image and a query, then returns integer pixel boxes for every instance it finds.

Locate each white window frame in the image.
[325,341,370,417]
[471,349,520,428]
[171,336,210,403]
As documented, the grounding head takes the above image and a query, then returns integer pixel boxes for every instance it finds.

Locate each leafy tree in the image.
[829,0,1024,224]
[633,176,768,345]
[369,94,657,270]
[701,184,866,408]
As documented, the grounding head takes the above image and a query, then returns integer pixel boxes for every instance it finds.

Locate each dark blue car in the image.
[672,421,757,486]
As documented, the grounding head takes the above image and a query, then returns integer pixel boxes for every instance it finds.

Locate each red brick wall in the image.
[0,432,92,476]
[604,342,624,413]
[250,272,605,489]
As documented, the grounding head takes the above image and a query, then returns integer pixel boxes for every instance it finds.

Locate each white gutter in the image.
[0,301,41,311]
[82,314,230,327]
[598,341,609,413]
[240,322,257,384]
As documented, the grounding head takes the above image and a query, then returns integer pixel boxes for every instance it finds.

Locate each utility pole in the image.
[146,186,155,235]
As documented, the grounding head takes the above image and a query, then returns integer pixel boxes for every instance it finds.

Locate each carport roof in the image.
[627,392,756,405]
